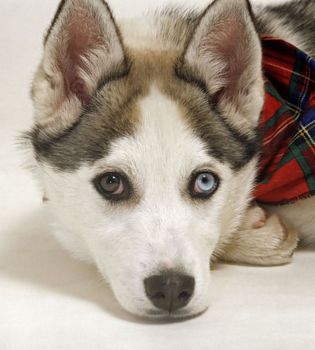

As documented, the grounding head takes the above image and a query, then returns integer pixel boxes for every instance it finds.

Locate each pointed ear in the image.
[32,0,126,125]
[178,0,264,128]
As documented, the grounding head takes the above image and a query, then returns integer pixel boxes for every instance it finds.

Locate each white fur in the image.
[39,87,258,317]
[266,197,315,245]
[30,0,315,319]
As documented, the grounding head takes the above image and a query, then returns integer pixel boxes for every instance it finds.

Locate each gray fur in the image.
[29,0,315,171]
[255,0,315,58]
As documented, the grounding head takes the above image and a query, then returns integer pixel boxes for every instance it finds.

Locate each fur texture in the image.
[27,0,315,318]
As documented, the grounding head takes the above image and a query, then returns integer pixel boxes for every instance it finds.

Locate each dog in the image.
[27,0,315,318]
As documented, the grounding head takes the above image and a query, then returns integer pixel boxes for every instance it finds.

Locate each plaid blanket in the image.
[254,36,315,205]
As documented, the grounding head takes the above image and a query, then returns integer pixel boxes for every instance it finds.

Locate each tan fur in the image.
[30,0,311,276]
[215,205,299,266]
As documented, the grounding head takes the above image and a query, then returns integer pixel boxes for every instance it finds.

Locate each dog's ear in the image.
[178,0,264,129]
[32,0,126,126]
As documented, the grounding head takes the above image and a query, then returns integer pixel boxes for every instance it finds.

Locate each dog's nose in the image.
[144,272,195,312]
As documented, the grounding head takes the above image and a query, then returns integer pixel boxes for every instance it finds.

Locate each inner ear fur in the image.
[31,0,127,130]
[177,0,264,130]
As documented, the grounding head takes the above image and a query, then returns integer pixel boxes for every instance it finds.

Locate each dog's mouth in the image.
[139,305,208,321]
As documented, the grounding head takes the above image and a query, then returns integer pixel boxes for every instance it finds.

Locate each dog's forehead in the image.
[104,85,210,174]
[94,52,212,176]
[32,49,258,172]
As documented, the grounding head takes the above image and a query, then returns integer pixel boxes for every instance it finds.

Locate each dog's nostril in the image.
[178,291,191,301]
[144,272,195,312]
[154,292,165,300]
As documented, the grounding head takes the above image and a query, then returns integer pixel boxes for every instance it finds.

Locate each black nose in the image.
[144,272,195,312]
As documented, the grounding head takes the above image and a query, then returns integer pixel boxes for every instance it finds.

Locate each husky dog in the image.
[28,0,315,318]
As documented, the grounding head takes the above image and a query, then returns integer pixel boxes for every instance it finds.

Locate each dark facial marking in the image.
[31,0,265,172]
[29,63,140,171]
[29,47,261,172]
[164,65,261,170]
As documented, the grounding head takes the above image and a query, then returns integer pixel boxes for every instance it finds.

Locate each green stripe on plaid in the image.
[254,36,315,204]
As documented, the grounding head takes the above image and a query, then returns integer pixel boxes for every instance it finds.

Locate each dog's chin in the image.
[143,307,208,321]
[117,297,210,321]
[124,306,209,321]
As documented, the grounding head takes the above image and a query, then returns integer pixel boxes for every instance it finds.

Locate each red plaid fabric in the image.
[254,36,315,205]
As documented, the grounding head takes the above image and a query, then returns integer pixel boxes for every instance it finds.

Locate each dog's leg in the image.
[217,204,299,266]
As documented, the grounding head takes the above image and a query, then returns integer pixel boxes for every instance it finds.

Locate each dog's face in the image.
[29,0,264,318]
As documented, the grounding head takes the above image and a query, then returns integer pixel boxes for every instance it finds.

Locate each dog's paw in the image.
[241,205,267,230]
[220,205,299,266]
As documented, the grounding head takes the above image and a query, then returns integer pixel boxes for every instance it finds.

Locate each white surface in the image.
[0,1,315,349]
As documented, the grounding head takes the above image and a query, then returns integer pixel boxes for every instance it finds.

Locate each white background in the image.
[0,1,315,349]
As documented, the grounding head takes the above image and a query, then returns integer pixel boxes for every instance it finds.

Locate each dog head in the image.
[29,0,264,318]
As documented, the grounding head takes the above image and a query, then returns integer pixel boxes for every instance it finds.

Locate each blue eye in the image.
[191,172,219,198]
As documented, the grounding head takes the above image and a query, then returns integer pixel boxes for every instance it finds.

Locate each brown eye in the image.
[94,172,130,201]
[190,172,219,199]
